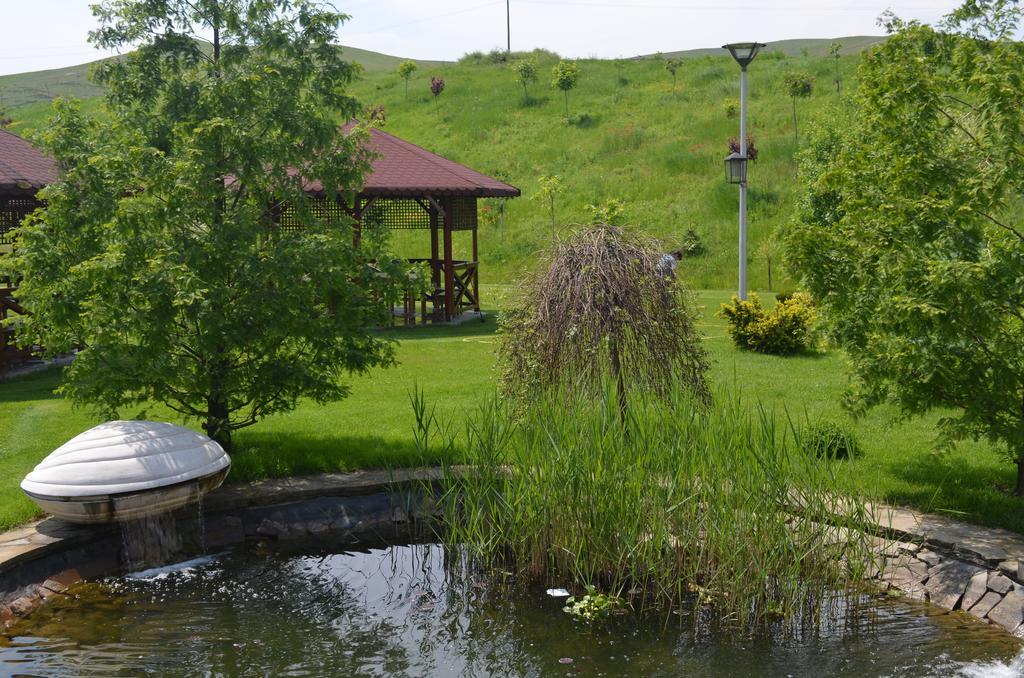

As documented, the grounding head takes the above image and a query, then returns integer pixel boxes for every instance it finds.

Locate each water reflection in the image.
[1,541,1021,677]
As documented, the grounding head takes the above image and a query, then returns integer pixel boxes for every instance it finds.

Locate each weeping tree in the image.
[498,224,709,422]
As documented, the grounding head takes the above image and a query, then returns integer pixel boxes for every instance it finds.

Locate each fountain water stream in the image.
[119,496,209,572]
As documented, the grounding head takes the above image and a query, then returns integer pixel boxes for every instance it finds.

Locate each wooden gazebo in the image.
[293,125,520,323]
[0,124,519,361]
[0,129,56,366]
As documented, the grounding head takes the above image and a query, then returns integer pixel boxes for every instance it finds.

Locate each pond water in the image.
[1,541,1022,677]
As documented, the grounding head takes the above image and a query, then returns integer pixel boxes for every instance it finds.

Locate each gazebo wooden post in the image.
[429,201,441,290]
[471,203,480,312]
[428,199,441,322]
[442,196,455,322]
[352,196,362,249]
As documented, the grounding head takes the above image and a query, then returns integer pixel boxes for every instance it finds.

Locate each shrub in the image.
[566,112,596,128]
[680,228,705,257]
[728,134,759,161]
[723,101,738,118]
[718,292,816,355]
[486,48,509,64]
[585,198,626,226]
[458,51,485,65]
[801,421,862,459]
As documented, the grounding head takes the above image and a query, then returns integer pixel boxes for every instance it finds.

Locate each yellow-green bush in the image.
[718,292,816,355]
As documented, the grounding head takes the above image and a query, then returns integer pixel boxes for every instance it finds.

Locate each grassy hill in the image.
[640,35,886,60]
[1,41,872,289]
[0,44,444,111]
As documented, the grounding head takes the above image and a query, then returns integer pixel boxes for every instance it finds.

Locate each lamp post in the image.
[723,42,765,301]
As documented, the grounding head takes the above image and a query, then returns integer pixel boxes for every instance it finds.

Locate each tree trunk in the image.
[550,199,556,241]
[792,97,799,149]
[207,6,229,455]
[564,90,569,117]
[1016,458,1024,496]
[204,396,232,453]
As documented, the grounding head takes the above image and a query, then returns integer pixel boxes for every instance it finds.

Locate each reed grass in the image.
[422,384,876,627]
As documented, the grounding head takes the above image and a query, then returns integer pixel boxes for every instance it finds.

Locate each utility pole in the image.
[506,0,511,55]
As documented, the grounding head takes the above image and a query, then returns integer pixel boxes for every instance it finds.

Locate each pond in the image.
[1,540,1021,677]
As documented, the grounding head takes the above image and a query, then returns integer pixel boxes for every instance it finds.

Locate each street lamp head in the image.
[724,152,747,185]
[723,42,767,68]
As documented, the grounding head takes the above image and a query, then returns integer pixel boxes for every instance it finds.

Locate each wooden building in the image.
[296,125,520,323]
[0,130,56,367]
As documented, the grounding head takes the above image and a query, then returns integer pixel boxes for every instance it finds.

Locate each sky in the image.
[0,0,964,76]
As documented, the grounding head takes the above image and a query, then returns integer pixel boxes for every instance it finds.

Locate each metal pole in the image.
[507,0,511,54]
[738,64,748,301]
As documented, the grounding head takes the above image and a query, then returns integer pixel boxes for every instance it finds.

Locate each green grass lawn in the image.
[1,285,1022,534]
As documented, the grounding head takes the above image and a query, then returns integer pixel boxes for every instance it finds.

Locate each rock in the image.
[962,571,989,611]
[882,562,928,599]
[988,572,1014,595]
[8,596,36,616]
[924,560,985,610]
[986,590,1024,633]
[968,591,1003,620]
[998,560,1018,578]
[917,549,942,567]
[0,605,13,627]
[40,568,82,594]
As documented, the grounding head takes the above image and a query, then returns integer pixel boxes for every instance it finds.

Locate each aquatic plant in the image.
[562,585,627,621]
[426,384,874,627]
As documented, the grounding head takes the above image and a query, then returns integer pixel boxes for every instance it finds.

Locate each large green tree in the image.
[786,1,1024,493]
[4,0,410,451]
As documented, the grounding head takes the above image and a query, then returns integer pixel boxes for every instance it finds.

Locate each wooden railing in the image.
[398,258,480,326]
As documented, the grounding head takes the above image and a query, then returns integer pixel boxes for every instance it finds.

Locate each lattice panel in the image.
[449,197,478,232]
[0,199,40,245]
[362,199,431,230]
[276,198,348,233]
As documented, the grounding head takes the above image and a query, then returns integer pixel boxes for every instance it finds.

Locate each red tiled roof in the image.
[0,125,519,201]
[0,130,57,197]
[303,124,520,199]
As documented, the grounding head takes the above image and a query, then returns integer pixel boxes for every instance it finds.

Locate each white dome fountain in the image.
[21,421,231,524]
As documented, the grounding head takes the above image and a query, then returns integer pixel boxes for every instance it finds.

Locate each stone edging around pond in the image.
[1,467,1023,638]
[0,468,444,631]
[864,504,1024,637]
